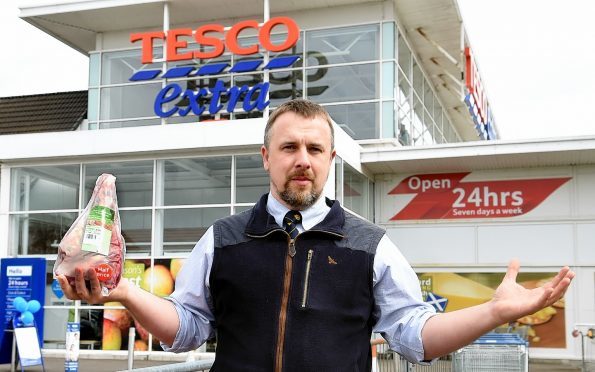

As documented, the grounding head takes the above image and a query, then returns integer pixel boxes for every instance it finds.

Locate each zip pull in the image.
[288,239,296,257]
[301,249,314,308]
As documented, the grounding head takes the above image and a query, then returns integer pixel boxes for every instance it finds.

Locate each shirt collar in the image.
[266,192,330,231]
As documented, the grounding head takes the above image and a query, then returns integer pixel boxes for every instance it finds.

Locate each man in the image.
[58,99,574,371]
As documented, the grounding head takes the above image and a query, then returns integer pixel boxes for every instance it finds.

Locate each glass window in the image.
[424,83,434,113]
[334,156,343,202]
[412,62,423,100]
[85,161,153,208]
[235,155,269,203]
[234,72,262,88]
[43,308,73,347]
[397,33,411,82]
[168,46,232,68]
[102,49,163,85]
[89,53,101,87]
[162,207,229,252]
[88,88,99,122]
[233,111,264,120]
[120,209,152,254]
[382,101,395,138]
[13,212,77,255]
[398,105,412,146]
[382,22,395,60]
[99,118,161,129]
[382,62,395,99]
[100,83,162,120]
[433,97,443,134]
[423,124,434,145]
[163,157,231,206]
[306,63,377,104]
[444,121,452,142]
[306,24,379,66]
[11,166,80,211]
[236,32,303,62]
[325,102,378,140]
[232,73,267,113]
[424,111,436,145]
[269,69,304,108]
[343,163,371,219]
[398,66,411,98]
[165,115,199,125]
[412,96,425,146]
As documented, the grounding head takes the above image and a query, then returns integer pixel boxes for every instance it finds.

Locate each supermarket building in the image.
[0,0,593,363]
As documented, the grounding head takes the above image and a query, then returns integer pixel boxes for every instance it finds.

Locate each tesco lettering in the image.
[131,17,300,64]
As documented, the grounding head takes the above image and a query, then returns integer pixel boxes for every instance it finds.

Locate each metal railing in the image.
[372,337,452,372]
[117,359,214,372]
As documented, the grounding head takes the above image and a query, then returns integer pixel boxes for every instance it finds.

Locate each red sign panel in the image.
[389,173,571,220]
[465,47,489,126]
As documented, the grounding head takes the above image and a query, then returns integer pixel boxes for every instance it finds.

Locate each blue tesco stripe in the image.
[129,70,162,81]
[129,55,300,81]
[196,62,229,76]
[229,60,263,73]
[264,55,300,70]
[162,66,195,78]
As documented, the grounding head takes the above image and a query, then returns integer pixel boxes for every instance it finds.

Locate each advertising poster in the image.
[0,258,46,364]
[418,272,566,348]
[65,322,80,371]
[388,172,570,220]
[102,258,185,351]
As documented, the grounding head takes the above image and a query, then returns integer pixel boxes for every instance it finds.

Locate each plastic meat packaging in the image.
[54,174,126,296]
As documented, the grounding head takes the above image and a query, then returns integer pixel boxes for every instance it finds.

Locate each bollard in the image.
[128,327,136,371]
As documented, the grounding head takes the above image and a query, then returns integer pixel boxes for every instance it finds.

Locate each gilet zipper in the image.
[301,249,314,308]
[246,228,342,372]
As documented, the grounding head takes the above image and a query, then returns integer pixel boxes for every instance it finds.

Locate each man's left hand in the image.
[489,260,574,324]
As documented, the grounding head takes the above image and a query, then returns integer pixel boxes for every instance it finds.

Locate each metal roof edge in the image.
[19,0,164,18]
[361,135,595,163]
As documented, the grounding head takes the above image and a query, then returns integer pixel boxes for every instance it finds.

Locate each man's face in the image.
[262,112,336,210]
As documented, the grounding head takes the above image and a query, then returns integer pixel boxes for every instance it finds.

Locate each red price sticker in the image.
[95,264,113,282]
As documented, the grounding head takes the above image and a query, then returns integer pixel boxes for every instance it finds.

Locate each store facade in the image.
[0,0,592,363]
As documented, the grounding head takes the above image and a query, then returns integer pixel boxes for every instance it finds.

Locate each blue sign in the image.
[465,93,496,140]
[129,56,300,118]
[51,279,64,299]
[0,258,46,364]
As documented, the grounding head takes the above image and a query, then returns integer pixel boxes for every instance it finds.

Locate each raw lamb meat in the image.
[54,174,126,296]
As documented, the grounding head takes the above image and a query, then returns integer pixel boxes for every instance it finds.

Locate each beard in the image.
[278,172,320,210]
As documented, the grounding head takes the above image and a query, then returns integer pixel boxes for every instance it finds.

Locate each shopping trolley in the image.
[452,333,528,372]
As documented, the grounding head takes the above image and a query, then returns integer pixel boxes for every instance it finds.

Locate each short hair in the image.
[264,99,335,149]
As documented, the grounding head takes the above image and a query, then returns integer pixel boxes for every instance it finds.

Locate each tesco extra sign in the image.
[129,17,300,118]
[464,47,495,140]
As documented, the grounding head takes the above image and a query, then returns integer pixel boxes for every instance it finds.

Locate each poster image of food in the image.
[102,258,186,351]
[417,272,566,348]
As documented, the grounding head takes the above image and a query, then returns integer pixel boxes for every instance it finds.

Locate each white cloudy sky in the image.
[1,0,594,140]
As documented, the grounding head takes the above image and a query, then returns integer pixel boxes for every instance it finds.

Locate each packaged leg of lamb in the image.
[53,174,126,296]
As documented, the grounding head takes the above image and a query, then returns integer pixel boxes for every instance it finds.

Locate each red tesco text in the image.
[130,17,300,64]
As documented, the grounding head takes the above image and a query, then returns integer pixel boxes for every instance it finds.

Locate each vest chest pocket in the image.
[296,246,373,314]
